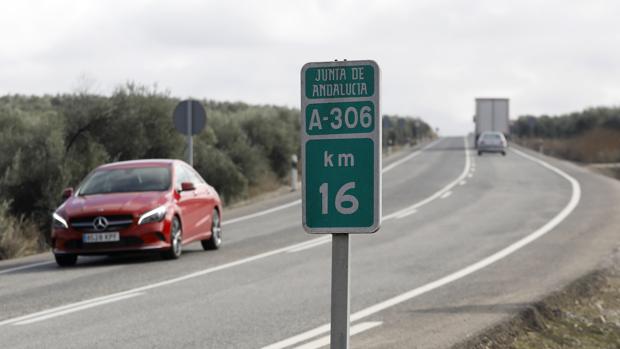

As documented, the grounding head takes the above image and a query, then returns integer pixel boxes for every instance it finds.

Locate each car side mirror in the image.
[62,187,74,200]
[180,182,195,192]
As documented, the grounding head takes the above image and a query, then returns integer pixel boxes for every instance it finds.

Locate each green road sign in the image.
[301,60,381,234]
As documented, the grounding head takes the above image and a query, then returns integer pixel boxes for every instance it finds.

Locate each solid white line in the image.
[264,146,581,349]
[381,139,441,174]
[223,200,302,226]
[0,291,145,327]
[0,261,55,275]
[286,138,459,250]
[224,139,442,227]
[292,322,383,349]
[383,137,470,221]
[287,237,331,253]
[0,138,445,327]
[262,325,331,349]
[0,235,364,327]
[14,293,144,325]
[440,191,452,199]
[395,208,417,220]
[265,137,470,349]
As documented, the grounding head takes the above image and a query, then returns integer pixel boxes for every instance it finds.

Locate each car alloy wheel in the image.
[202,209,221,250]
[163,217,182,260]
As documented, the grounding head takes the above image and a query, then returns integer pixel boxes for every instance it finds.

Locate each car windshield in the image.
[79,167,171,195]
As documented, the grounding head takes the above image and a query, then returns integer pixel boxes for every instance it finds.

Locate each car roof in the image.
[96,159,184,170]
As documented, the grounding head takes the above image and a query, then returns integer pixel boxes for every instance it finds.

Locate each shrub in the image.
[0,201,43,260]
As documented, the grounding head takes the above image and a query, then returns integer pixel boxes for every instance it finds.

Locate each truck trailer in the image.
[473,98,509,143]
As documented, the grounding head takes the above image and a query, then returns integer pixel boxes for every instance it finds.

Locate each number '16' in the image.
[319,182,359,215]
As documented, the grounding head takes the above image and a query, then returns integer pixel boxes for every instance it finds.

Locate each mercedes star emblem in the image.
[93,216,108,231]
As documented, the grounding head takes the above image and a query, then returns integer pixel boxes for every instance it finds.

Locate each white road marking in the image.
[263,146,581,349]
[286,237,331,253]
[395,208,417,220]
[224,199,302,226]
[440,191,452,199]
[459,181,466,186]
[0,235,371,327]
[0,140,441,274]
[0,261,55,275]
[381,139,441,174]
[383,137,470,221]
[467,173,473,178]
[224,140,441,228]
[14,292,144,325]
[289,138,463,245]
[292,322,383,349]
[0,138,447,325]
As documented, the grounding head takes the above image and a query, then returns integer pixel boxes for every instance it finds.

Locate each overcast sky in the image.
[1,0,619,134]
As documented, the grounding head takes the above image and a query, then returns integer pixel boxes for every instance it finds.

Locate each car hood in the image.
[62,192,168,217]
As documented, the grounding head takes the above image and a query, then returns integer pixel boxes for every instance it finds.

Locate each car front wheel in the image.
[162,217,182,260]
[202,209,222,250]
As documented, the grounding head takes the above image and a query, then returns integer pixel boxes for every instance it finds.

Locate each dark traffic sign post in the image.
[301,60,381,348]
[173,100,207,166]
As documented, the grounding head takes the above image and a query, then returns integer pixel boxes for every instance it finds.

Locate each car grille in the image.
[70,215,134,232]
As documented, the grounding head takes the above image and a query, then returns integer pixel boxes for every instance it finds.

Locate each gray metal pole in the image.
[331,233,350,349]
[187,100,193,166]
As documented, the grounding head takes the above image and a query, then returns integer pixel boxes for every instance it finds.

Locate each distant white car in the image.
[477,131,507,156]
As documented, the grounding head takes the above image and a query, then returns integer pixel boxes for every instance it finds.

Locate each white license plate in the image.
[83,232,120,243]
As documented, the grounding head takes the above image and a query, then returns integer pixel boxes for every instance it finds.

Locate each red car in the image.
[51,159,222,266]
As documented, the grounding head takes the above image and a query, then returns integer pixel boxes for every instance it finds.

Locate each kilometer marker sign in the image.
[301,60,381,234]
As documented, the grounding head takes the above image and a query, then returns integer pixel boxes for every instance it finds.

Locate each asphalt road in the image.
[1,136,619,349]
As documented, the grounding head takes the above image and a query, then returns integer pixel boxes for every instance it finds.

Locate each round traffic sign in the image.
[173,100,207,135]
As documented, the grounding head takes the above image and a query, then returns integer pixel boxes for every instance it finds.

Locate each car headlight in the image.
[138,205,167,225]
[52,212,69,229]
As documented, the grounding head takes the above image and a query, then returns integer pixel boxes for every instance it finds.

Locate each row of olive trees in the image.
[0,85,433,257]
[382,115,434,147]
[511,107,620,138]
[0,85,299,247]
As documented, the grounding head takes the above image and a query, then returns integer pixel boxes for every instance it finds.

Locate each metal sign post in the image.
[331,233,350,348]
[187,100,193,165]
[300,60,381,348]
[173,99,207,166]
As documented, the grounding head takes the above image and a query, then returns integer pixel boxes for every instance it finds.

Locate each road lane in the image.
[0,138,460,322]
[2,138,618,349]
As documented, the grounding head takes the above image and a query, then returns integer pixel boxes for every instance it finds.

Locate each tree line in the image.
[0,84,434,258]
[511,107,620,138]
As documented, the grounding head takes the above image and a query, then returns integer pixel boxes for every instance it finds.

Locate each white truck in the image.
[473,98,509,144]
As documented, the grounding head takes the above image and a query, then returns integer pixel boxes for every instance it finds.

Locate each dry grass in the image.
[462,266,620,349]
[0,201,46,260]
[516,128,620,163]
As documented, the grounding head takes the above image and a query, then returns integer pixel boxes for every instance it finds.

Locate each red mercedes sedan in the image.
[51,159,222,266]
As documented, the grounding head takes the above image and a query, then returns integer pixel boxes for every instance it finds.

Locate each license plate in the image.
[83,232,120,243]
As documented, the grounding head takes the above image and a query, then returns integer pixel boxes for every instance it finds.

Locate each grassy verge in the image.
[0,201,45,259]
[515,128,620,164]
[462,261,620,348]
